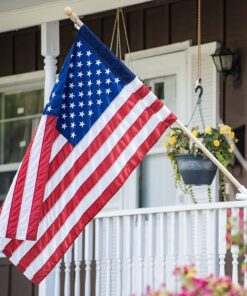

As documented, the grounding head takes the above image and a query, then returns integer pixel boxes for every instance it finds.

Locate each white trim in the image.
[0,0,152,33]
[0,71,45,93]
[0,163,20,172]
[96,200,247,218]
[125,40,192,62]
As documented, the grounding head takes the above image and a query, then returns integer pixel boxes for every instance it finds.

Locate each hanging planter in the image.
[175,154,217,185]
[163,125,237,202]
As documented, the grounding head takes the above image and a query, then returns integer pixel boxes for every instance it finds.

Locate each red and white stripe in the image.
[1,77,176,284]
[0,115,58,241]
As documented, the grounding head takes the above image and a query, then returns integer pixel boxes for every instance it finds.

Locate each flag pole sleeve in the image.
[176,119,242,190]
[64,7,83,28]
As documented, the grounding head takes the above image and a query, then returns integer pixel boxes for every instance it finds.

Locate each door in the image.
[140,75,177,207]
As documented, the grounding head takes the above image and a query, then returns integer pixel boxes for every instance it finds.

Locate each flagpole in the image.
[64,7,83,28]
[64,7,247,199]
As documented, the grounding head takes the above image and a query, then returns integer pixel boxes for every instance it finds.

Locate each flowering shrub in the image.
[163,124,237,202]
[138,265,246,296]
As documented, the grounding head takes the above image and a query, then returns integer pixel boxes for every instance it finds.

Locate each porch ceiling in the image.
[0,0,152,33]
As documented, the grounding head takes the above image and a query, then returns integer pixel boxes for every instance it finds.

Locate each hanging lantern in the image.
[211,46,240,80]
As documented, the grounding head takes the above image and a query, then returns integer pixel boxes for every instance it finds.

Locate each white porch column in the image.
[41,21,60,104]
[39,21,59,296]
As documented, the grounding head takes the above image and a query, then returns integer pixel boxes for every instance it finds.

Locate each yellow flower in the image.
[169,137,177,145]
[213,139,220,147]
[192,129,199,137]
[162,141,169,148]
[219,124,231,135]
[230,131,235,139]
[228,147,234,153]
[204,125,212,135]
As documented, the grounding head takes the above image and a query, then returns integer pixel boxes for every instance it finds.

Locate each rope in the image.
[197,0,202,80]
[110,8,131,60]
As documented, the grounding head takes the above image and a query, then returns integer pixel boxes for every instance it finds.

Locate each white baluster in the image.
[64,245,73,296]
[244,207,247,288]
[54,260,62,296]
[148,214,156,290]
[105,218,113,296]
[206,210,215,274]
[230,208,239,283]
[95,218,103,296]
[231,208,240,283]
[85,222,93,296]
[125,215,134,295]
[194,210,203,276]
[218,209,227,277]
[157,213,166,290]
[166,212,177,291]
[137,214,145,295]
[74,233,83,296]
[182,211,191,265]
[116,217,123,296]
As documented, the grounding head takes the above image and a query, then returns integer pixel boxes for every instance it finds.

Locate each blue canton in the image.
[43,28,128,146]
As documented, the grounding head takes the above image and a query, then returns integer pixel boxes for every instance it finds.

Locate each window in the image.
[0,73,44,203]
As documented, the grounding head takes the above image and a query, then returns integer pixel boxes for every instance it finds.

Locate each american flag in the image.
[0,25,176,284]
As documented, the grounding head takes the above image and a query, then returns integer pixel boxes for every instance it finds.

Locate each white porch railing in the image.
[0,201,238,295]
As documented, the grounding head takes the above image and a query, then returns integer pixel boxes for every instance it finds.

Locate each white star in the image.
[70,53,74,58]
[88,100,93,106]
[69,93,75,99]
[115,77,120,84]
[79,121,85,127]
[69,73,74,79]
[70,112,75,119]
[76,41,82,48]
[106,88,111,94]
[97,99,103,105]
[105,68,110,75]
[96,69,102,75]
[79,111,85,117]
[62,113,67,119]
[87,70,92,77]
[88,90,93,97]
[106,78,111,85]
[78,81,84,87]
[56,77,59,83]
[77,61,83,68]
[77,51,82,57]
[96,79,102,85]
[69,82,74,89]
[61,123,67,129]
[78,72,83,78]
[52,92,56,98]
[96,59,102,66]
[88,110,93,116]
[62,93,66,99]
[47,106,52,112]
[78,91,84,97]
[87,60,92,67]
[71,132,76,138]
[78,101,84,107]
[69,62,74,68]
[97,89,102,95]
[87,80,93,87]
[71,122,76,128]
[86,50,92,56]
[61,103,66,109]
[70,102,75,109]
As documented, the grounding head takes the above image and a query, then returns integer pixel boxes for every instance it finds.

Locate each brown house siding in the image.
[1,0,246,185]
